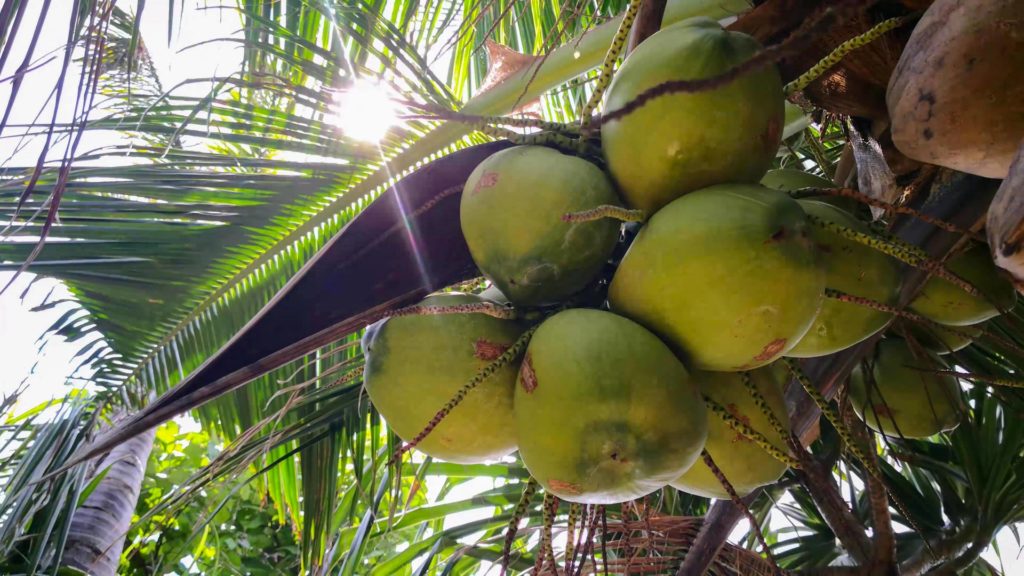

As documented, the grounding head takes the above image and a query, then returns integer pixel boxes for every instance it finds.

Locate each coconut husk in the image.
[986,143,1024,293]
[790,9,908,121]
[729,1,909,120]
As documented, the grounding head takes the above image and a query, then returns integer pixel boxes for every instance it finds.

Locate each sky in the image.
[1,0,1023,572]
[0,0,245,411]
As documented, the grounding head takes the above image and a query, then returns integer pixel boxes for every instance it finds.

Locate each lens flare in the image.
[331,79,398,143]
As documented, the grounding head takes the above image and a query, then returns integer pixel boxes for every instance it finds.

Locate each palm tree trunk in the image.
[62,428,155,576]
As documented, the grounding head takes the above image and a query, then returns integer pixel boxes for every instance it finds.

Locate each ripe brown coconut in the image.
[887,0,1024,178]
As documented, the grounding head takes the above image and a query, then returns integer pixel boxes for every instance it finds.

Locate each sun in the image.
[330,79,399,143]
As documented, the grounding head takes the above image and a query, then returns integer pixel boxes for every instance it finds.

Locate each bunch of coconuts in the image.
[361,6,1019,505]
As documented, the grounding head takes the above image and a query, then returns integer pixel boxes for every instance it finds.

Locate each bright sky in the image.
[0,0,246,412]
[2,1,1022,573]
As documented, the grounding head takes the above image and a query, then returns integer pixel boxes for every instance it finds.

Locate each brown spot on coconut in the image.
[473,339,509,361]
[518,353,537,394]
[754,339,788,362]
[887,0,1024,178]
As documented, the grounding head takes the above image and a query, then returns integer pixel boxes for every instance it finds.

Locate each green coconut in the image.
[849,338,963,438]
[786,200,902,357]
[461,146,621,306]
[910,242,1016,326]
[760,168,834,191]
[362,293,524,464]
[609,184,825,371]
[671,365,790,499]
[901,320,982,355]
[760,168,860,214]
[601,17,784,214]
[515,309,708,504]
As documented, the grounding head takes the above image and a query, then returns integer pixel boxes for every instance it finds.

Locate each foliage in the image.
[120,420,302,575]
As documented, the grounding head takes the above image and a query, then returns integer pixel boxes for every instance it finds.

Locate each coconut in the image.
[887,0,1024,178]
[848,338,963,438]
[609,184,825,371]
[460,146,621,306]
[760,168,861,215]
[910,242,1016,326]
[514,309,708,504]
[761,168,834,191]
[362,293,524,463]
[601,17,784,213]
[987,143,1024,290]
[899,320,982,355]
[671,365,790,499]
[786,200,901,357]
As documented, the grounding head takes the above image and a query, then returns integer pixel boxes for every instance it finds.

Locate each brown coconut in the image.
[887,0,1024,178]
[987,143,1024,292]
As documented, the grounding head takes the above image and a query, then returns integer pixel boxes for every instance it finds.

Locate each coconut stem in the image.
[327,364,364,389]
[794,186,982,240]
[562,205,646,223]
[402,101,578,134]
[807,215,980,296]
[387,301,518,321]
[387,326,536,465]
[783,359,878,477]
[783,358,930,545]
[537,492,560,574]
[501,477,539,576]
[925,370,1024,389]
[703,395,802,469]
[826,288,1024,356]
[785,15,913,95]
[701,450,783,576]
[477,124,591,154]
[740,371,795,451]
[579,0,640,135]
[565,502,580,570]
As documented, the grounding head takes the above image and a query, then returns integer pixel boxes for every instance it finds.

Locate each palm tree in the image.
[2,0,1022,574]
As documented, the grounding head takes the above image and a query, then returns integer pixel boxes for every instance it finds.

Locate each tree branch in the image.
[899,526,977,576]
[626,0,667,53]
[845,408,897,574]
[674,496,749,576]
[923,533,991,576]
[795,450,873,564]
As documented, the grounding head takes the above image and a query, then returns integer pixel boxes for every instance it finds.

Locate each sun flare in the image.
[331,79,399,143]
